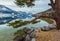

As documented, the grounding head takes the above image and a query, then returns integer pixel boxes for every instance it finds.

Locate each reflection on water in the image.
[26,20,49,28]
[0,20,49,41]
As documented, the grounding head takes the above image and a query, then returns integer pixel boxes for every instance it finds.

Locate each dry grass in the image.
[36,29,60,41]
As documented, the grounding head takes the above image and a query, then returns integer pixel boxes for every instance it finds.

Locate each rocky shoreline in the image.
[13,25,56,41]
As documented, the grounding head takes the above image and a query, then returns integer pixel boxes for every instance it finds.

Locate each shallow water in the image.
[0,24,15,41]
[0,20,49,41]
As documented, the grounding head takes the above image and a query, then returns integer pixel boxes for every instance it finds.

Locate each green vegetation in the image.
[14,30,26,37]
[14,27,31,40]
[8,18,53,28]
[31,20,40,24]
[40,18,54,24]
[15,0,35,7]
[13,27,28,41]
[8,19,40,28]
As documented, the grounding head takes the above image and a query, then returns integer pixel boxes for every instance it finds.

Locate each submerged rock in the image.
[13,35,25,41]
[31,38,35,41]
[13,28,36,41]
[25,34,31,41]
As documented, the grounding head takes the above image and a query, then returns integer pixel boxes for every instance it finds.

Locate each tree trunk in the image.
[49,0,60,30]
[55,0,60,30]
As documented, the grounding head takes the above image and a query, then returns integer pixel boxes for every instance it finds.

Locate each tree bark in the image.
[55,0,60,30]
[49,0,60,30]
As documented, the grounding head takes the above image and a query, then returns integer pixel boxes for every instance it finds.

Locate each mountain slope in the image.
[0,5,32,24]
[32,8,52,17]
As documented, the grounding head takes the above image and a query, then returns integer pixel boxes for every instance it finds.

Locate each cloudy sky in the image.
[0,0,51,14]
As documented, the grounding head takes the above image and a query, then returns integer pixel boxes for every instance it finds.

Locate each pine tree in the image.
[15,0,35,7]
[48,0,60,30]
[12,0,60,30]
[11,0,60,41]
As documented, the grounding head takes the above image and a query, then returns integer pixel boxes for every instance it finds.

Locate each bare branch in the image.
[48,0,55,10]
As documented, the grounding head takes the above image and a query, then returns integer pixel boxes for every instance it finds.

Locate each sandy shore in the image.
[36,29,60,41]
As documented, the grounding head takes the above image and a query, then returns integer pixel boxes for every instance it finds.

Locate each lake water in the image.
[0,20,49,41]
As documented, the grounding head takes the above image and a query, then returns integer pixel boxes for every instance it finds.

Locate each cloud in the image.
[0,0,51,14]
[0,0,15,5]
